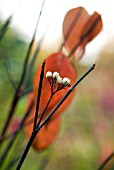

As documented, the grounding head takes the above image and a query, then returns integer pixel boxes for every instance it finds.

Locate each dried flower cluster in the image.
[46,71,71,95]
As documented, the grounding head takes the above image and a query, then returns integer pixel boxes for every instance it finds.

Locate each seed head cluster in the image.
[46,71,71,95]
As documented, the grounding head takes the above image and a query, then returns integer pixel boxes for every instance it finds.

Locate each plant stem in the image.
[3,53,17,90]
[16,131,37,170]
[0,12,40,140]
[22,1,47,89]
[97,152,114,170]
[0,16,12,41]
[0,0,46,141]
[37,64,95,129]
[0,100,34,164]
[16,64,95,170]
[16,93,53,170]
[33,60,46,130]
[37,95,53,128]
[0,92,19,138]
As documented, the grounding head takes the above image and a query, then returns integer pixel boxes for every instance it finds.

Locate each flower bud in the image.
[62,77,70,85]
[46,71,52,78]
[53,72,59,78]
[56,76,62,84]
[66,78,70,85]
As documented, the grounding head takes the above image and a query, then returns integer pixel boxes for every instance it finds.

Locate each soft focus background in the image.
[0,0,114,170]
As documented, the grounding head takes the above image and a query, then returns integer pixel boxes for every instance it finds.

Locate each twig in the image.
[18,88,32,97]
[37,64,95,130]
[0,0,46,139]
[33,60,46,130]
[0,16,12,41]
[0,100,34,164]
[3,53,17,90]
[0,91,19,139]
[23,23,49,89]
[20,0,46,90]
[16,63,95,170]
[18,0,46,88]
[37,95,52,128]
[97,152,114,170]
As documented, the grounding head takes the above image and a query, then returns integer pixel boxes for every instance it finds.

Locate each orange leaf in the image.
[33,52,77,119]
[63,7,103,58]
[81,12,103,45]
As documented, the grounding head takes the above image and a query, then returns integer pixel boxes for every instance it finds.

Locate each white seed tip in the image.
[62,77,70,85]
[53,72,59,78]
[56,76,62,84]
[46,71,52,78]
[67,78,70,85]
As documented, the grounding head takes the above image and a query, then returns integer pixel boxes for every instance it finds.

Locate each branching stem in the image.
[16,63,95,170]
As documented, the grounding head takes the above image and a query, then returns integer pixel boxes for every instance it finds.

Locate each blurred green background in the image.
[0,17,114,170]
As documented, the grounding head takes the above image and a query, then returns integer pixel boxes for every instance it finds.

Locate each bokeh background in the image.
[0,0,114,170]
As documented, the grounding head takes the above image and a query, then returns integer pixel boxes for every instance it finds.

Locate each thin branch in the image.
[3,54,17,90]
[20,0,46,90]
[18,27,37,89]
[16,63,95,170]
[33,60,46,130]
[18,88,32,97]
[22,24,48,89]
[37,64,95,130]
[0,92,19,139]
[1,100,34,142]
[0,16,12,41]
[0,100,34,164]
[37,95,52,128]
[97,152,114,170]
[0,0,46,139]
